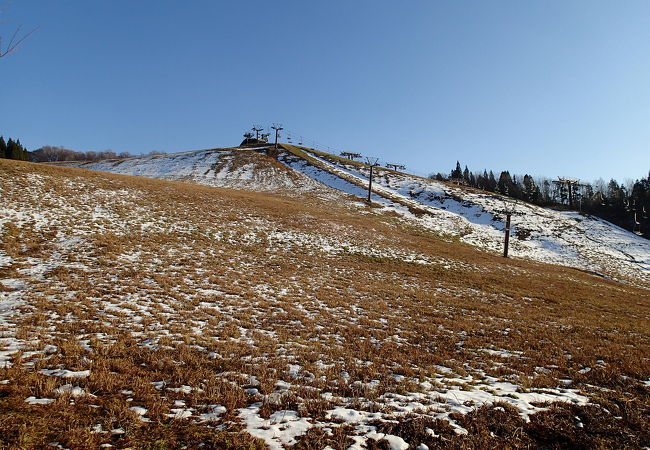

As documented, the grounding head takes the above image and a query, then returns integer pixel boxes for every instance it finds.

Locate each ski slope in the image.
[58,148,334,195]
[57,146,650,282]
[282,149,650,282]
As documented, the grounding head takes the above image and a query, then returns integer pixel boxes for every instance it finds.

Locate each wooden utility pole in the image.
[365,157,379,203]
[271,124,283,149]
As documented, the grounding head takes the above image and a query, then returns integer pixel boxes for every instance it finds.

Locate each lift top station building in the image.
[240,126,270,147]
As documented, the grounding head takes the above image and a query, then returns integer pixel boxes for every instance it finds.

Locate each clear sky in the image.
[2,1,649,183]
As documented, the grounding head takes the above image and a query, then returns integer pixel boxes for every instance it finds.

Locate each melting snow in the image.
[40,369,91,379]
[238,403,313,449]
[24,396,55,405]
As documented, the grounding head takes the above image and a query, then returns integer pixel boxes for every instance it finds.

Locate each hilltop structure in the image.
[240,126,270,147]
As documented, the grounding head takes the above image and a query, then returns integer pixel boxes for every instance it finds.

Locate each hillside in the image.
[58,147,336,197]
[58,145,650,284]
[1,158,648,448]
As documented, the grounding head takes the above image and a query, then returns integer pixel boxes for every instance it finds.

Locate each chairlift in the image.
[633,212,643,235]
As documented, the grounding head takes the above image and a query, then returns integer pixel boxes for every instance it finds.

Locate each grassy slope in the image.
[1,159,649,448]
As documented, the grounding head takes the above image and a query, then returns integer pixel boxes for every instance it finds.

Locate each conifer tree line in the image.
[0,136,30,161]
[430,161,650,238]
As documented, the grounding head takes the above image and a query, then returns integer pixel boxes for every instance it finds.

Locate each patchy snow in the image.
[197,404,227,422]
[0,336,22,368]
[51,146,650,280]
[481,348,523,358]
[238,403,313,449]
[371,433,409,450]
[40,369,91,379]
[2,150,646,446]
[320,369,589,445]
[57,148,338,196]
[0,252,11,269]
[295,150,650,281]
[54,384,90,397]
[129,406,148,416]
[168,385,193,394]
[167,402,194,419]
[25,396,55,405]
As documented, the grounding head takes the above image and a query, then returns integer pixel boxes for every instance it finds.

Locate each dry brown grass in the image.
[0,158,648,448]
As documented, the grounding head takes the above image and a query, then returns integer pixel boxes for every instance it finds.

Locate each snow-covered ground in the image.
[58,148,335,195]
[57,147,650,282]
[284,150,650,282]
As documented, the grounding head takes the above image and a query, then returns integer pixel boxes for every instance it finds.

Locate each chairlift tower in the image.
[386,163,406,171]
[340,152,362,160]
[365,157,380,203]
[499,199,524,258]
[271,124,283,149]
[252,125,264,140]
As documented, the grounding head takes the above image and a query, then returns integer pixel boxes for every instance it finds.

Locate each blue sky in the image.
[2,1,649,183]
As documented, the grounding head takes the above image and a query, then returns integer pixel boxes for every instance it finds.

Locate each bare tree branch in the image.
[0,24,39,57]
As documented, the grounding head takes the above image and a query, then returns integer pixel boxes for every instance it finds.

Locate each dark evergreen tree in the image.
[15,139,25,160]
[6,138,15,159]
[487,171,497,192]
[522,175,539,203]
[497,171,514,195]
[631,172,650,235]
[476,170,487,190]
[512,174,524,199]
[607,179,625,208]
[1,136,30,160]
[450,161,463,179]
